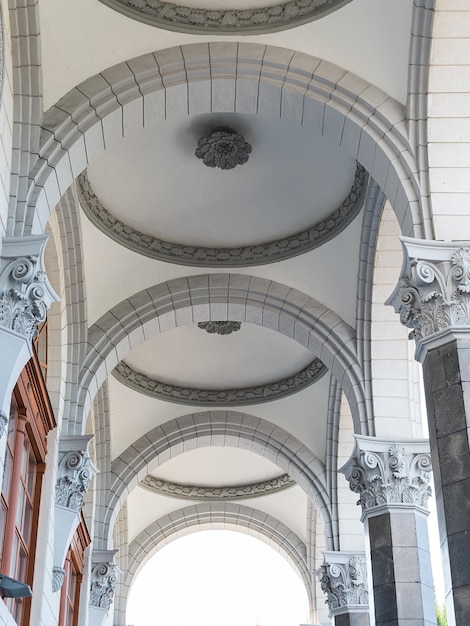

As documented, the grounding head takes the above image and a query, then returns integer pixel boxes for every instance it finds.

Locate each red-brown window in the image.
[59,518,90,626]
[0,347,56,625]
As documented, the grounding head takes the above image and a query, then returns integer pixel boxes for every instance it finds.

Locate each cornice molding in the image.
[77,165,367,267]
[387,238,470,362]
[141,473,295,500]
[113,357,326,406]
[98,0,352,35]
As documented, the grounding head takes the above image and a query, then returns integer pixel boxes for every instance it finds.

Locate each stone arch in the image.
[114,504,313,625]
[101,411,332,554]
[28,42,426,239]
[74,274,370,437]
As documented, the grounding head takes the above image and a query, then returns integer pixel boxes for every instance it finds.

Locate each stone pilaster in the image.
[387,238,470,626]
[341,436,436,626]
[53,436,98,591]
[318,552,369,626]
[89,550,120,626]
[0,235,58,418]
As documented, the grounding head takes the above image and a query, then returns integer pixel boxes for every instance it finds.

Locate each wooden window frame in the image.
[58,516,90,626]
[0,348,56,625]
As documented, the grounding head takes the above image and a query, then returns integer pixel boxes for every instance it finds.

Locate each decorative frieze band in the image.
[387,238,470,359]
[56,436,98,512]
[113,358,326,406]
[77,165,367,267]
[141,473,295,500]
[318,552,369,615]
[0,235,58,340]
[99,0,351,35]
[340,436,432,518]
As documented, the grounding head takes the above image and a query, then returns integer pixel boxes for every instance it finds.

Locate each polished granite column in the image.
[341,436,436,626]
[387,238,470,626]
[318,552,370,626]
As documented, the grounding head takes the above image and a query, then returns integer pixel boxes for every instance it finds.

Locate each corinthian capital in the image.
[90,551,119,611]
[340,436,432,518]
[56,436,98,512]
[0,235,58,340]
[386,237,470,359]
[318,552,369,615]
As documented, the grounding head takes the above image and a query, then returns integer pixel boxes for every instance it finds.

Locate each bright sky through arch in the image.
[127,530,310,626]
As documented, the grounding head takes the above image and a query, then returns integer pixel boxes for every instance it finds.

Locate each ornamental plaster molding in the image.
[195,127,252,170]
[98,0,352,35]
[0,235,58,341]
[198,320,241,335]
[141,473,295,500]
[386,238,470,361]
[113,357,326,406]
[0,410,7,438]
[340,435,432,518]
[318,552,369,615]
[56,436,98,512]
[77,165,367,267]
[90,552,119,611]
[52,566,66,593]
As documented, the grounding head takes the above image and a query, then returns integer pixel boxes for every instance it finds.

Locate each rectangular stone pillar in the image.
[422,338,470,626]
[366,509,435,626]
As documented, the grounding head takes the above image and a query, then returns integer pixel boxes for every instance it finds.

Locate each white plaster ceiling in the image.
[124,324,314,389]
[150,447,285,485]
[41,0,410,559]
[39,0,412,110]
[86,114,356,248]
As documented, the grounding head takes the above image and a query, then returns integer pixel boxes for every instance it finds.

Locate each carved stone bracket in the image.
[56,435,98,512]
[0,235,58,340]
[340,435,432,519]
[318,552,369,616]
[386,238,470,361]
[54,436,98,592]
[89,551,119,612]
[52,566,66,593]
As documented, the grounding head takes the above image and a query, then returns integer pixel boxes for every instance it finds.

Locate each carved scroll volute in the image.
[89,550,120,620]
[387,238,470,359]
[340,435,432,520]
[0,235,58,340]
[56,436,98,512]
[318,552,369,616]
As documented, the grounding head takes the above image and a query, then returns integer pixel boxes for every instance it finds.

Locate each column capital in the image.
[340,435,432,519]
[56,435,98,512]
[90,550,119,611]
[386,237,470,362]
[318,552,369,616]
[0,235,58,340]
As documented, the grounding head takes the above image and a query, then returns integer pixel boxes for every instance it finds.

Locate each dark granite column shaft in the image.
[335,613,370,626]
[422,338,470,626]
[365,509,435,626]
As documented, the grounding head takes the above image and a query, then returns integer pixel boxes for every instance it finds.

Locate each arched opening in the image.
[127,530,311,626]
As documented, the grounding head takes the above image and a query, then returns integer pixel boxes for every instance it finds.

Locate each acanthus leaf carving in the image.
[318,553,368,615]
[90,560,118,610]
[0,236,58,341]
[56,437,98,512]
[341,436,432,516]
[387,239,470,350]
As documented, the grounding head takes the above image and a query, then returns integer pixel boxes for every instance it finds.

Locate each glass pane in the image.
[27,447,36,496]
[22,498,33,545]
[15,539,28,582]
[16,483,25,529]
